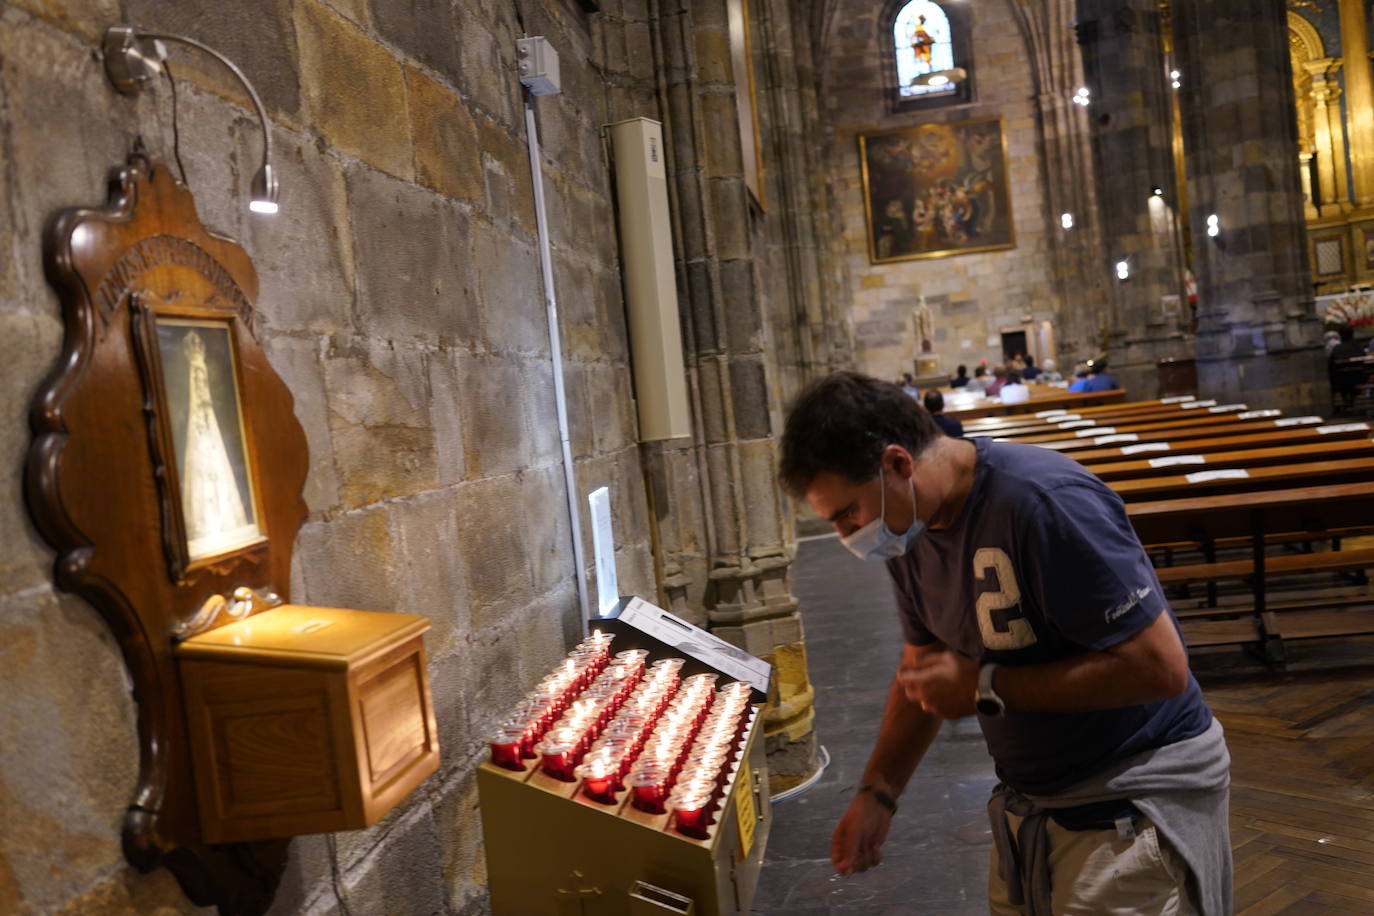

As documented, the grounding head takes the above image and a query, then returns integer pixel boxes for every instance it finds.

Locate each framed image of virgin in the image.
[153,316,263,560]
[858,116,1015,263]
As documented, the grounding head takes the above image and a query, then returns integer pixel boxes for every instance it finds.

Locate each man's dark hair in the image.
[993,366,1007,378]
[974,366,987,378]
[1339,324,1355,343]
[1024,355,1035,366]
[779,371,941,497]
[955,364,967,376]
[1007,370,1022,384]
[923,389,944,414]
[1076,369,1089,379]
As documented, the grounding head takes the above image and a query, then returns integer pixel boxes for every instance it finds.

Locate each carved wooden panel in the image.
[26,152,309,914]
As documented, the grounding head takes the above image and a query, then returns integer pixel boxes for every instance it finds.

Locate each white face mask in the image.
[840,465,926,562]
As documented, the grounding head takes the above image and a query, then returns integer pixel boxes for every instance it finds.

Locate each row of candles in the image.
[488,631,757,838]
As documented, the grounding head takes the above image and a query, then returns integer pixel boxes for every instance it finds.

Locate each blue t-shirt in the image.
[887,437,1211,795]
[1081,372,1120,392]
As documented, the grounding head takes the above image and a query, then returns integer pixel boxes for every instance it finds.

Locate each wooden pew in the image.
[961,399,1203,433]
[1108,455,1374,501]
[981,406,1254,441]
[943,388,1125,421]
[1066,421,1372,465]
[963,403,1222,437]
[1127,482,1374,660]
[1015,415,1326,451]
[1083,438,1374,481]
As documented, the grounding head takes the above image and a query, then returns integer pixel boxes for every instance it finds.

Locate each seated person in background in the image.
[1020,355,1042,382]
[949,365,970,388]
[900,372,920,399]
[1039,357,1065,384]
[1068,367,1091,392]
[985,366,1008,399]
[1010,353,1027,372]
[1081,357,1121,393]
[1329,325,1366,411]
[923,389,963,437]
[999,370,1030,404]
[1324,328,1343,355]
[966,365,991,394]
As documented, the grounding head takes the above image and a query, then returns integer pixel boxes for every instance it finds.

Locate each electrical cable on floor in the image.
[326,833,355,916]
[770,744,831,804]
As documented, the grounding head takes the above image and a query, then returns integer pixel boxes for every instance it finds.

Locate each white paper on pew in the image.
[1274,416,1323,427]
[1122,442,1171,454]
[1185,469,1250,483]
[1036,409,1070,418]
[1058,419,1095,429]
[1208,403,1247,412]
[1047,413,1081,422]
[1149,455,1206,468]
[1238,409,1280,419]
[1078,426,1114,437]
[1161,396,1196,404]
[1095,433,1140,445]
[1181,399,1218,409]
[1317,422,1371,434]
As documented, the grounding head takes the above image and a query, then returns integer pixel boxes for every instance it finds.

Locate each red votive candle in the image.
[576,757,618,804]
[629,762,671,813]
[489,726,526,771]
[669,785,714,838]
[536,735,578,782]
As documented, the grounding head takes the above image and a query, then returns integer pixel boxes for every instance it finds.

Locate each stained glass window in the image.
[894,1,956,98]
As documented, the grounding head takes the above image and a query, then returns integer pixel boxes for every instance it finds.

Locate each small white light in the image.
[249,199,279,214]
[1171,80,1181,89]
[927,74,950,87]
[1206,213,1220,237]
[1116,260,1130,281]
[1072,86,1091,107]
[1152,186,1164,197]
[1060,212,1075,230]
[1170,69,1180,80]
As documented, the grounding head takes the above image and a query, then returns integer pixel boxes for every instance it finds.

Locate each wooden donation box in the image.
[176,606,439,844]
[478,598,773,916]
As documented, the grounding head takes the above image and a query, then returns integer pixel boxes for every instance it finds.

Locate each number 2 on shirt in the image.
[974,548,1038,650]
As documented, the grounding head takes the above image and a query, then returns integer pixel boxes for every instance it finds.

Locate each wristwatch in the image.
[975,662,1006,718]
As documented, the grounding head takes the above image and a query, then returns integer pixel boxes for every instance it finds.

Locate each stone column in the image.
[1009,0,1112,368]
[600,0,819,788]
[1076,0,1191,396]
[1338,0,1374,207]
[1173,0,1326,410]
[1304,59,1350,217]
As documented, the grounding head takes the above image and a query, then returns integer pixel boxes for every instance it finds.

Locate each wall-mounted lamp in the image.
[1170,69,1181,90]
[1151,186,1164,198]
[912,67,968,88]
[1072,86,1091,107]
[1060,212,1075,230]
[1115,259,1130,281]
[1206,213,1220,238]
[103,25,279,215]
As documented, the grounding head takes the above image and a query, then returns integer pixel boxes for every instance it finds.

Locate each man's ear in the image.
[883,443,914,478]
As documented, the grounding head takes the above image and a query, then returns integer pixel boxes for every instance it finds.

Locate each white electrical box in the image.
[608,118,692,441]
[517,37,561,96]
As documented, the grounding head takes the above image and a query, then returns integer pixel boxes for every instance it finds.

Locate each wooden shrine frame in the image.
[26,151,309,914]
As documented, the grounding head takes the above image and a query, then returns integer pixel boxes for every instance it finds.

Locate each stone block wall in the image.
[0,0,654,913]
[820,0,1063,383]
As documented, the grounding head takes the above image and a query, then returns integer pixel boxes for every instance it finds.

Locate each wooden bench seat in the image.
[1068,423,1372,465]
[1109,456,1374,501]
[1153,548,1374,587]
[1084,438,1374,481]
[1017,415,1310,448]
[1180,617,1261,648]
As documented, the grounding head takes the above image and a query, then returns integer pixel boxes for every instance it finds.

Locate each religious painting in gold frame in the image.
[858,116,1015,264]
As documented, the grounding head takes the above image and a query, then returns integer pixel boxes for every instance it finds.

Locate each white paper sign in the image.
[1078,426,1114,437]
[1149,455,1206,468]
[1185,469,1250,483]
[1161,396,1196,404]
[1181,399,1218,409]
[1238,409,1280,419]
[1208,404,1247,412]
[588,487,619,617]
[1122,442,1171,454]
[1275,416,1322,427]
[1058,419,1095,429]
[1045,413,1081,422]
[1036,409,1070,418]
[1317,422,1371,434]
[1095,433,1140,445]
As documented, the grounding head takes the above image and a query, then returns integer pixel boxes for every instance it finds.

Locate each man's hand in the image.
[831,790,894,875]
[898,649,978,718]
